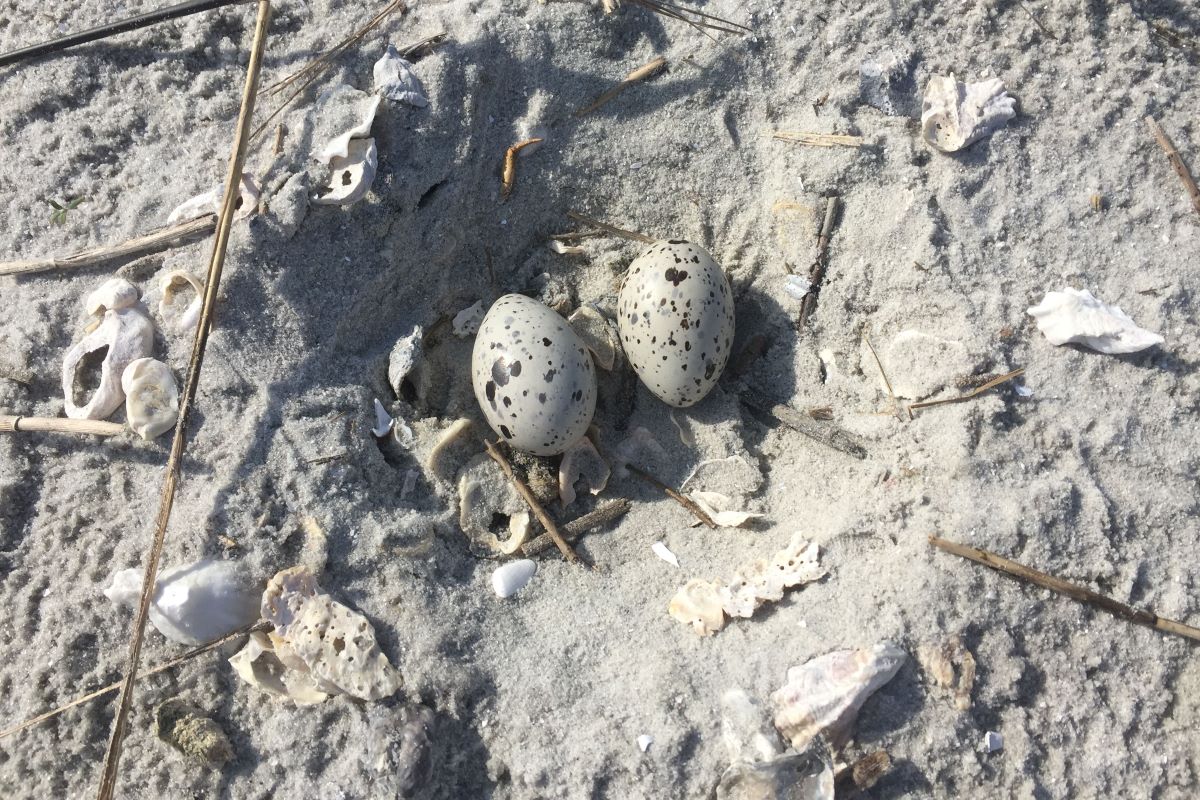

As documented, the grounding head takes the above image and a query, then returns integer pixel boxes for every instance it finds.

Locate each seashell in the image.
[637,734,654,753]
[260,565,403,701]
[920,74,1015,153]
[159,270,204,334]
[317,95,381,163]
[917,635,975,711]
[372,397,394,437]
[229,630,329,705]
[982,731,1004,753]
[689,490,766,528]
[721,689,785,764]
[471,294,597,456]
[549,240,585,256]
[492,559,537,598]
[1026,288,1164,354]
[457,453,528,554]
[770,642,906,751]
[567,305,619,371]
[452,300,485,337]
[104,558,260,645]
[363,704,436,797]
[373,44,429,107]
[166,172,260,224]
[63,289,154,419]
[387,324,424,398]
[558,435,610,507]
[501,511,533,555]
[85,277,139,316]
[617,240,735,407]
[155,697,233,767]
[782,274,811,302]
[314,138,378,206]
[121,358,179,440]
[716,747,834,800]
[428,418,476,482]
[651,541,679,567]
[669,578,727,636]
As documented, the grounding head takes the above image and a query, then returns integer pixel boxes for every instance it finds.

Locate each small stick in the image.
[576,56,667,117]
[624,462,716,529]
[626,0,750,37]
[523,498,632,557]
[566,211,655,244]
[738,389,867,460]
[0,622,268,741]
[500,137,544,200]
[929,535,1200,643]
[799,195,839,324]
[0,215,216,278]
[1146,116,1200,217]
[772,131,864,148]
[484,439,579,563]
[907,368,1024,416]
[0,415,124,437]
[861,333,898,417]
[1018,2,1056,40]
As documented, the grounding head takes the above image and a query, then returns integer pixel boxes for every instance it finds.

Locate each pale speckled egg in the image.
[472,294,597,456]
[617,240,735,407]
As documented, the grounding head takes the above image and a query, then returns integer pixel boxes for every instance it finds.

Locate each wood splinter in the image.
[484,439,579,563]
[772,131,865,148]
[929,535,1200,643]
[1146,116,1200,217]
[501,138,543,200]
[0,414,125,437]
[799,195,839,324]
[624,462,717,529]
[576,56,667,117]
[907,368,1025,417]
[523,498,632,557]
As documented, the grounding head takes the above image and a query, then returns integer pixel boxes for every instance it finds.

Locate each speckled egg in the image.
[617,240,735,407]
[472,294,597,456]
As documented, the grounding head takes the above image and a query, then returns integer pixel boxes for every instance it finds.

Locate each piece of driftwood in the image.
[625,462,717,528]
[96,4,272,798]
[739,389,868,460]
[1146,116,1200,217]
[576,56,667,117]
[929,535,1200,643]
[799,195,840,324]
[0,215,216,278]
[0,414,124,437]
[485,439,579,563]
[523,498,632,557]
[772,131,864,148]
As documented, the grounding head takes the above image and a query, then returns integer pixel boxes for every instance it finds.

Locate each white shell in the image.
[1026,288,1164,354]
[166,173,260,223]
[782,274,811,302]
[567,305,619,371]
[159,270,204,334]
[492,559,537,598]
[62,303,155,420]
[85,277,139,316]
[387,324,423,397]
[637,734,654,753]
[651,541,679,567]
[921,74,1015,153]
[121,358,179,440]
[372,397,394,437]
[453,300,485,337]
[471,294,597,456]
[982,731,1004,753]
[317,96,381,163]
[373,45,429,106]
[558,435,610,507]
[617,240,735,407]
[314,138,378,206]
[230,630,329,705]
[689,490,766,528]
[770,642,906,751]
[104,559,260,645]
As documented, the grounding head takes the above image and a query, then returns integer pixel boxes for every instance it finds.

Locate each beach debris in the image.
[921,74,1016,153]
[576,55,668,117]
[387,324,423,398]
[568,305,620,371]
[159,270,204,333]
[47,195,85,224]
[907,367,1025,416]
[835,750,892,792]
[670,535,825,635]
[457,453,528,554]
[738,389,867,460]
[611,427,668,478]
[868,330,972,400]
[771,642,906,751]
[1015,383,1033,397]
[859,50,915,116]
[618,240,734,407]
[501,137,543,200]
[452,300,485,337]
[626,462,716,528]
[492,559,537,598]
[229,630,328,704]
[799,195,839,324]
[484,438,580,562]
[236,565,404,702]
[472,294,597,456]
[86,277,139,316]
[314,138,378,206]
[373,44,429,106]
[917,636,976,711]
[121,358,179,440]
[104,559,260,646]
[782,275,811,302]
[558,435,610,507]
[772,131,864,148]
[603,0,748,36]
[549,240,585,256]
[721,688,785,764]
[982,731,1004,753]
[689,491,765,528]
[317,95,380,162]
[428,418,475,481]
[637,734,654,752]
[717,744,835,800]
[1146,116,1200,217]
[1026,288,1164,354]
[166,173,260,224]
[0,414,125,437]
[364,703,436,797]
[652,541,679,567]
[372,398,394,437]
[522,497,631,557]
[63,293,155,420]
[154,698,233,767]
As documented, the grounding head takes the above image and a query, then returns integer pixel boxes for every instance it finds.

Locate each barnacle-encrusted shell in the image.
[920,74,1015,153]
[617,240,735,407]
[471,294,597,456]
[1026,288,1164,354]
[62,301,155,420]
[121,358,179,440]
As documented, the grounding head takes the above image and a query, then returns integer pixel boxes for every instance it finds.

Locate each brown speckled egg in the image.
[471,294,597,456]
[617,240,735,407]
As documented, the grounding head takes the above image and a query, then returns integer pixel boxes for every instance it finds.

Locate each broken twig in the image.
[625,462,717,528]
[624,0,750,37]
[799,195,839,324]
[576,56,668,117]
[772,131,864,148]
[566,211,655,244]
[907,368,1024,417]
[0,414,125,437]
[501,138,543,200]
[738,389,867,460]
[484,439,579,563]
[1146,116,1200,217]
[862,333,899,418]
[929,535,1200,643]
[523,498,632,557]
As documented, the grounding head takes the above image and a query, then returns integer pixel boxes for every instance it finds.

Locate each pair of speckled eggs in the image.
[470,240,735,456]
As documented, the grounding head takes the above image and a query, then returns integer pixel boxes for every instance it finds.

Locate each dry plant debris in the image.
[576,56,668,116]
[501,137,544,199]
[772,131,864,148]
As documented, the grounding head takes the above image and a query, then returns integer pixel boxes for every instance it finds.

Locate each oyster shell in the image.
[314,138,378,206]
[62,300,155,420]
[921,74,1015,153]
[121,358,179,440]
[85,277,139,316]
[1026,288,1164,354]
[159,270,204,334]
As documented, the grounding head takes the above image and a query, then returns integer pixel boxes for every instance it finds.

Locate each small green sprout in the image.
[46,196,86,225]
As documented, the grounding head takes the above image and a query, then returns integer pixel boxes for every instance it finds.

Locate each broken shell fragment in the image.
[457,453,528,554]
[314,138,378,206]
[85,277,139,316]
[652,541,679,567]
[690,491,766,528]
[920,74,1015,153]
[428,418,476,482]
[62,303,155,420]
[770,642,906,751]
[155,698,234,767]
[387,324,424,398]
[1026,288,1164,354]
[373,398,394,438]
[121,358,179,440]
[452,300,485,337]
[229,630,329,705]
[716,747,834,800]
[317,96,381,163]
[373,44,429,107]
[166,172,260,223]
[568,305,620,371]
[558,435,610,507]
[159,270,204,334]
[492,559,537,598]
[669,578,728,636]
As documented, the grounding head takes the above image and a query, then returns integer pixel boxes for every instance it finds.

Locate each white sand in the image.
[2,0,1199,797]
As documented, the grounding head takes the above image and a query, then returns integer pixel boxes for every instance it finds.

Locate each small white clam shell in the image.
[651,541,679,567]
[62,306,155,420]
[491,559,537,599]
[1027,288,1164,354]
[85,277,139,316]
[121,358,179,440]
[314,138,378,206]
[373,45,429,106]
[372,398,394,438]
[166,173,260,223]
[159,270,204,334]
[921,74,1015,153]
